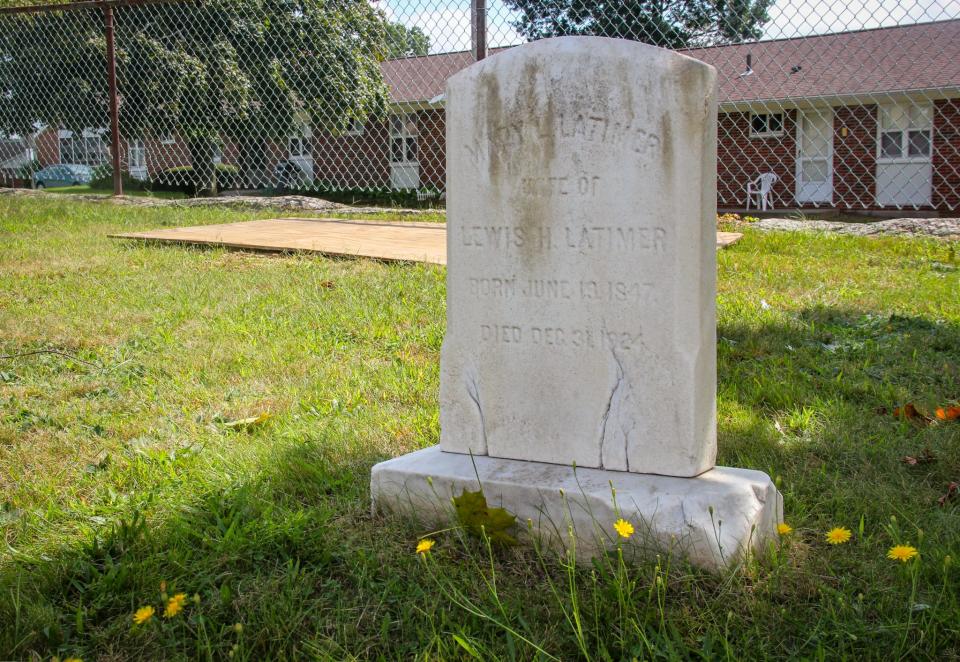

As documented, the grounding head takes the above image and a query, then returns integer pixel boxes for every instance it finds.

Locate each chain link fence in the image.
[1,0,958,212]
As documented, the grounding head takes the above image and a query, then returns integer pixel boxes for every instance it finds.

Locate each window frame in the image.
[344,118,364,136]
[58,131,108,166]
[128,138,146,169]
[287,135,311,160]
[749,112,785,138]
[388,113,418,165]
[877,102,932,164]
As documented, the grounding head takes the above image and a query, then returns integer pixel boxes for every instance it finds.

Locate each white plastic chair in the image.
[746,173,778,211]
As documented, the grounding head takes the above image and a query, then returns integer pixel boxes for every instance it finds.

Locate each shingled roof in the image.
[381,19,960,107]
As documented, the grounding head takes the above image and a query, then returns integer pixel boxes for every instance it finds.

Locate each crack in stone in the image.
[598,345,626,470]
[465,371,488,454]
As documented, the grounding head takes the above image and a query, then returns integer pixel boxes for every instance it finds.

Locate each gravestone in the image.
[371,37,781,569]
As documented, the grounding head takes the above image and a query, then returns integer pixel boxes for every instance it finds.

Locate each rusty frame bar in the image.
[0,0,182,16]
[471,0,487,61]
[103,4,122,195]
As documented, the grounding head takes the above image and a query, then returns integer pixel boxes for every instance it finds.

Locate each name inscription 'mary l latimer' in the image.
[461,224,668,253]
[463,104,663,174]
[480,108,660,154]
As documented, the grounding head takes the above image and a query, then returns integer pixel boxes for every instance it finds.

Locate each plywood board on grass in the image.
[113,218,742,265]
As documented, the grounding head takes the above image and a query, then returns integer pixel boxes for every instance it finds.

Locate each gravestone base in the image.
[371,446,782,571]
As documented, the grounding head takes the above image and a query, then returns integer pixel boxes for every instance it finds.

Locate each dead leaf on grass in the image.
[889,403,934,426]
[85,449,110,473]
[938,482,958,507]
[901,447,936,465]
[224,412,271,430]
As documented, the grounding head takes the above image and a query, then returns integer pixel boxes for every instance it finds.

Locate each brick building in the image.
[361,20,960,212]
[23,20,960,213]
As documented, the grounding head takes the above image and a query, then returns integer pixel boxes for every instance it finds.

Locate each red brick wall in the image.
[717,110,796,209]
[144,135,190,177]
[36,128,60,167]
[832,105,877,210]
[139,134,241,179]
[313,120,391,189]
[96,99,960,209]
[933,99,960,212]
[416,108,446,189]
[309,108,445,190]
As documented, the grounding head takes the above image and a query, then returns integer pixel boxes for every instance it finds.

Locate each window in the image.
[389,114,418,164]
[59,130,109,165]
[750,112,784,137]
[345,118,364,136]
[879,103,932,161]
[128,139,146,169]
[288,135,310,159]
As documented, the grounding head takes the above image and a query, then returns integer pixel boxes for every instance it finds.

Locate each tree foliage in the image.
[386,22,430,58]
[0,0,394,193]
[502,0,774,48]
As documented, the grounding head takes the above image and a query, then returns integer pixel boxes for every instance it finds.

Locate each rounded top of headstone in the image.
[447,36,716,92]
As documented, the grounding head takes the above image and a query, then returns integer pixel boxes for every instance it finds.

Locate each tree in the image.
[502,0,773,48]
[386,22,430,58]
[0,0,394,195]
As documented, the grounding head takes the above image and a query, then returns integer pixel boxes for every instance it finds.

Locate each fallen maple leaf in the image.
[892,403,933,426]
[935,405,960,422]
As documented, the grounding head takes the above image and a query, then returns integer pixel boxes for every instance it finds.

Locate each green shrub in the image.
[89,164,147,192]
[151,163,240,194]
[301,181,445,208]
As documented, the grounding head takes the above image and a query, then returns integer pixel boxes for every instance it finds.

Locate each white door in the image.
[876,102,932,207]
[796,109,833,203]
[128,139,147,180]
[389,113,420,189]
[288,135,314,183]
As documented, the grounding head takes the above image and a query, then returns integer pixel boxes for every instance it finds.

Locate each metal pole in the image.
[104,5,122,196]
[471,0,487,61]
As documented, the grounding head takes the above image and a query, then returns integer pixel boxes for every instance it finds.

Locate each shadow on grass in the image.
[2,305,959,659]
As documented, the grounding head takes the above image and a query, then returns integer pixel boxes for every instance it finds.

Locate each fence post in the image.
[103,5,123,196]
[471,0,486,61]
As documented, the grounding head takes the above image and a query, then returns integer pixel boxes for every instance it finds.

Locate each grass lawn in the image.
[1,195,958,660]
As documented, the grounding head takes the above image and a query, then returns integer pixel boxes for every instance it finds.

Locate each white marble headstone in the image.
[440,37,718,477]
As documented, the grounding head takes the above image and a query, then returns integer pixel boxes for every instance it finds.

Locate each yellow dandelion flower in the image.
[416,538,435,555]
[613,518,634,539]
[64,658,83,662]
[825,527,852,545]
[777,523,793,535]
[887,544,919,563]
[133,605,155,625]
[164,593,187,618]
